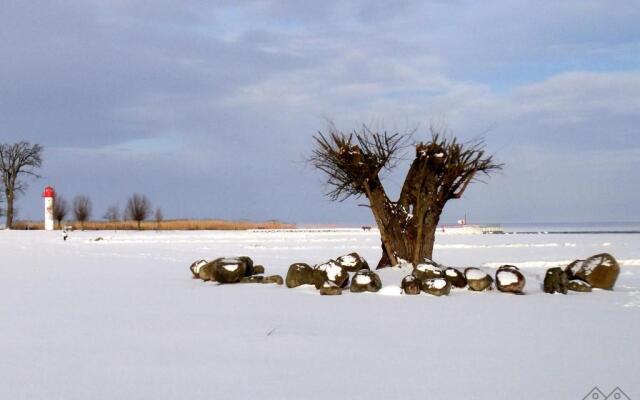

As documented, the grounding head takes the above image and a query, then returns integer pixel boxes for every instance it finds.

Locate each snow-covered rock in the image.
[315,260,350,288]
[567,279,592,292]
[412,259,444,281]
[286,263,325,289]
[335,252,369,272]
[443,267,467,288]
[211,256,254,283]
[350,269,382,293]
[189,259,208,279]
[401,275,422,295]
[565,253,620,290]
[464,267,493,291]
[319,281,342,296]
[422,278,451,296]
[495,265,526,294]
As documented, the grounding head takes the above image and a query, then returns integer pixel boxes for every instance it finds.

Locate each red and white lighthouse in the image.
[42,186,56,231]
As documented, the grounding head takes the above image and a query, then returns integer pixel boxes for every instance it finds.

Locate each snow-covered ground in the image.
[1,229,639,399]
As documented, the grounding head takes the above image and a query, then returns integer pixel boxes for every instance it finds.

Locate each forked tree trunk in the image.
[373,206,441,268]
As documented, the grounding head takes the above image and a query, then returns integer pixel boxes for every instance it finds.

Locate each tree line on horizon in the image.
[53,192,161,230]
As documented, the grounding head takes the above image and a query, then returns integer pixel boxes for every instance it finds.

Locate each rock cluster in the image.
[190,251,620,298]
[285,253,381,296]
[542,253,619,294]
[190,256,283,286]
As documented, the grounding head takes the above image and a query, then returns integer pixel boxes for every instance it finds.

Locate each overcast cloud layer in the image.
[2,1,639,224]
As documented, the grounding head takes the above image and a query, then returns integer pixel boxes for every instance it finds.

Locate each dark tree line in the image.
[51,193,158,230]
[310,125,502,268]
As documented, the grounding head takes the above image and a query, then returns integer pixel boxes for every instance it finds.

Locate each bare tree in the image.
[0,142,43,228]
[154,207,163,230]
[125,193,151,229]
[73,195,92,230]
[310,125,502,268]
[103,204,120,222]
[52,195,69,229]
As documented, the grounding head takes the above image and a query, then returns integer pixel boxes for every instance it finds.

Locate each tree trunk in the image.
[374,207,441,268]
[5,192,14,229]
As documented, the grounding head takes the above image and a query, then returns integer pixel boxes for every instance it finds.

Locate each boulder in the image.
[464,268,493,291]
[286,263,326,289]
[253,265,265,275]
[236,256,255,276]
[189,259,208,279]
[335,252,370,272]
[565,253,620,290]
[240,276,264,284]
[263,275,284,285]
[212,257,253,283]
[198,261,219,281]
[350,270,382,293]
[495,265,526,294]
[412,259,444,281]
[443,267,467,288]
[315,260,350,288]
[422,278,451,296]
[567,279,592,292]
[543,267,569,294]
[319,282,342,296]
[401,275,422,295]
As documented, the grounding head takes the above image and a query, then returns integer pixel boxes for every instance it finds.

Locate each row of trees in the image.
[0,140,162,230]
[53,193,162,229]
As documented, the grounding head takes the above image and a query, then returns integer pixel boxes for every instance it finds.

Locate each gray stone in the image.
[350,269,382,293]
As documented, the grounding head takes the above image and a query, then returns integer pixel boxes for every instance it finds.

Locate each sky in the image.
[1,0,639,225]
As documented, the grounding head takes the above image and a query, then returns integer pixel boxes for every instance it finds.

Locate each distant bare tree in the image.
[52,195,69,229]
[154,208,163,230]
[103,204,120,222]
[0,142,43,228]
[73,195,92,230]
[125,193,151,229]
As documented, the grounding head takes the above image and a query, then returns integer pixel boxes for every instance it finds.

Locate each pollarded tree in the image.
[0,142,43,228]
[52,195,69,229]
[125,193,151,229]
[73,195,92,230]
[310,125,502,268]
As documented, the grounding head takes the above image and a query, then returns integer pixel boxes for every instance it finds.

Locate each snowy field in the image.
[1,229,639,400]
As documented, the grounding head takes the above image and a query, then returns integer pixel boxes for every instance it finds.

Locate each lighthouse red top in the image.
[42,186,56,198]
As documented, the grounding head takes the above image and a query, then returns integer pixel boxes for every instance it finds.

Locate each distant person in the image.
[62,229,68,242]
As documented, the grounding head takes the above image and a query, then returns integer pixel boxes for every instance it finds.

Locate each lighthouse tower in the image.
[42,186,56,231]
